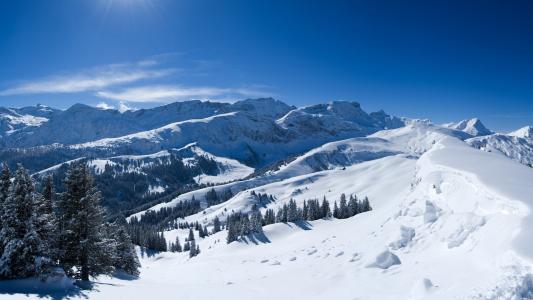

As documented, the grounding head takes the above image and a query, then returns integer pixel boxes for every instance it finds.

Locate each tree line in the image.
[0,163,140,281]
[125,187,237,252]
[226,193,372,243]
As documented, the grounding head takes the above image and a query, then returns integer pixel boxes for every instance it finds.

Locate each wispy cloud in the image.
[0,54,276,104]
[0,62,175,96]
[96,85,272,103]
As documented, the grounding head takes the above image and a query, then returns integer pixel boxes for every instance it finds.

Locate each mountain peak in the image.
[509,125,533,139]
[230,98,293,118]
[445,118,492,137]
[67,103,96,112]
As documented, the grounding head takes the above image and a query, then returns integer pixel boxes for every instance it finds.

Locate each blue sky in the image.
[0,0,532,131]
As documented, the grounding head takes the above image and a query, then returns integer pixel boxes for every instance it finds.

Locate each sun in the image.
[96,0,157,22]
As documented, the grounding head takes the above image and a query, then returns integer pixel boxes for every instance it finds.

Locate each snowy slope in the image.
[10,123,533,299]
[128,136,404,220]
[466,130,533,167]
[178,143,254,184]
[4,99,533,299]
[33,144,253,185]
[0,106,51,137]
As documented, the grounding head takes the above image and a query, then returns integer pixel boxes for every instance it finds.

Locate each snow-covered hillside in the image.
[0,105,57,138]
[5,100,402,169]
[2,99,533,299]
[8,122,533,300]
[466,126,533,167]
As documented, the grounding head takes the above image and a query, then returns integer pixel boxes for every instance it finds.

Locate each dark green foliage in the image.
[0,163,141,280]
[56,163,115,280]
[226,193,372,244]
[0,166,51,279]
[111,224,141,276]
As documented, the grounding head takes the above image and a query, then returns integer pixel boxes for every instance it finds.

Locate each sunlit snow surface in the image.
[3,123,533,299]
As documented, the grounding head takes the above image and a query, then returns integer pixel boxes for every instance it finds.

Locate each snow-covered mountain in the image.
[467,126,533,167]
[1,98,294,148]
[509,126,533,139]
[0,99,404,171]
[443,117,493,137]
[0,104,60,138]
[2,98,533,299]
[115,118,533,300]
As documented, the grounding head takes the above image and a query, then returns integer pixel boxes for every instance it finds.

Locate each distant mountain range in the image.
[0,98,531,214]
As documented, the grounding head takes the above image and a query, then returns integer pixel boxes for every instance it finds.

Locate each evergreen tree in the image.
[0,164,10,258]
[188,228,195,241]
[263,209,276,225]
[113,224,140,276]
[275,207,284,223]
[175,236,182,252]
[361,196,371,212]
[198,224,206,238]
[302,200,309,220]
[250,210,263,233]
[205,188,218,206]
[333,201,339,218]
[41,175,54,210]
[33,192,57,263]
[226,218,239,243]
[0,166,51,279]
[213,216,221,233]
[240,215,250,235]
[339,193,349,219]
[189,240,197,258]
[348,194,358,216]
[56,163,114,281]
[321,197,331,218]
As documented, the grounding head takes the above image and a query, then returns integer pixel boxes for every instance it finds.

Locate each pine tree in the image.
[188,228,195,241]
[198,224,206,238]
[226,218,239,244]
[41,175,54,210]
[275,207,284,223]
[0,163,10,258]
[0,166,50,279]
[189,240,197,258]
[321,197,331,218]
[302,200,309,220]
[339,193,349,219]
[213,216,221,233]
[263,209,275,225]
[333,201,339,218]
[175,236,182,252]
[348,194,358,217]
[56,163,114,281]
[361,196,371,212]
[250,210,263,233]
[287,199,299,222]
[113,224,140,276]
[205,188,218,206]
[241,215,250,235]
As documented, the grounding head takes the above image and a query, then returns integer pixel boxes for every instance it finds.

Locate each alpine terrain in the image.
[0,98,531,299]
